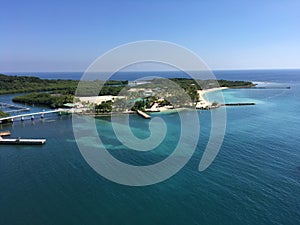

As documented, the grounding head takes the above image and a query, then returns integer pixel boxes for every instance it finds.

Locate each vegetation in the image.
[168,78,254,89]
[158,99,171,107]
[0,109,9,118]
[0,73,128,109]
[95,100,113,113]
[12,93,74,108]
[135,78,254,90]
[112,98,129,112]
[212,102,219,107]
[2,73,254,113]
[1,73,252,96]
[103,80,128,86]
[132,78,254,104]
[131,100,146,111]
[75,84,126,96]
[217,79,254,88]
[145,96,158,108]
[0,74,128,96]
[0,74,78,95]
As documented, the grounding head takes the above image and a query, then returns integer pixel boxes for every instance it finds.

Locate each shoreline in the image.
[72,107,189,117]
[0,85,260,124]
[196,87,228,109]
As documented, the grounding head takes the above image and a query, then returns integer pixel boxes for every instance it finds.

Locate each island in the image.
[0,73,256,119]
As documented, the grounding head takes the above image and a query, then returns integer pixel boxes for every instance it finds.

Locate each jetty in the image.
[249,86,291,89]
[222,103,256,106]
[0,109,69,123]
[137,110,151,119]
[0,136,46,145]
[0,130,46,145]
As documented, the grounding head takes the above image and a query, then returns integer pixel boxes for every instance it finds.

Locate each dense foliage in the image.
[0,74,128,96]
[0,109,9,118]
[95,100,113,113]
[131,100,146,111]
[74,83,127,96]
[217,79,254,88]
[12,93,74,108]
[134,78,254,102]
[140,78,253,90]
[0,74,79,94]
[112,98,129,112]
[3,73,254,112]
[168,78,254,89]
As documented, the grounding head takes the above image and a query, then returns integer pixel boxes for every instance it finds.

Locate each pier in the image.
[137,110,151,119]
[222,103,256,106]
[0,131,46,145]
[0,109,69,123]
[0,136,46,145]
[249,86,291,89]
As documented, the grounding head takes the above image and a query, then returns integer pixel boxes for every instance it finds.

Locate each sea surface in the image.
[5,69,300,82]
[1,70,300,225]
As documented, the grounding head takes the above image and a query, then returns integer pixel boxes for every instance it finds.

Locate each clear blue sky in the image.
[1,0,300,72]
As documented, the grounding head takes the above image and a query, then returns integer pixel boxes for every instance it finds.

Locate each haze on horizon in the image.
[1,0,300,72]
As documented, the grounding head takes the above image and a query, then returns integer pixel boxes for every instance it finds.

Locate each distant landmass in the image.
[0,73,254,112]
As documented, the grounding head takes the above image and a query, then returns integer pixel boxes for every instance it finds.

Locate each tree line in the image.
[12,93,74,108]
[0,73,128,95]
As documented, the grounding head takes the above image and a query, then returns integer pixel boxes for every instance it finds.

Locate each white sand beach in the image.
[77,95,125,104]
[196,87,228,109]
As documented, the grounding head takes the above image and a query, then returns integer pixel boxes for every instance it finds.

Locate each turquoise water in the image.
[1,75,300,224]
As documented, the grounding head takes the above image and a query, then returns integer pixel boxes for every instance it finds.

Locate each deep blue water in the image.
[0,70,300,225]
[4,69,300,82]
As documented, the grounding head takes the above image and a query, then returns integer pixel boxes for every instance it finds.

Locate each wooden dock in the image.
[137,110,151,119]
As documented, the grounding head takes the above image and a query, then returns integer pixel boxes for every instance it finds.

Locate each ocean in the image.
[0,70,300,225]
[5,69,300,82]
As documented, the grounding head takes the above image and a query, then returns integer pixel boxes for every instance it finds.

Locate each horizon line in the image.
[2,68,300,74]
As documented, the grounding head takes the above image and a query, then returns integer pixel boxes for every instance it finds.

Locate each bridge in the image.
[0,109,70,123]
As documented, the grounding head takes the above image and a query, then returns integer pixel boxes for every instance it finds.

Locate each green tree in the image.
[0,109,9,118]
[131,100,146,111]
[112,98,127,112]
[95,100,113,113]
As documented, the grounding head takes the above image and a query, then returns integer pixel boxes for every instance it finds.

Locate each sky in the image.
[1,0,300,72]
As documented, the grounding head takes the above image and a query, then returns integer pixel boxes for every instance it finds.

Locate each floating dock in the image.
[137,110,151,119]
[0,137,46,145]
